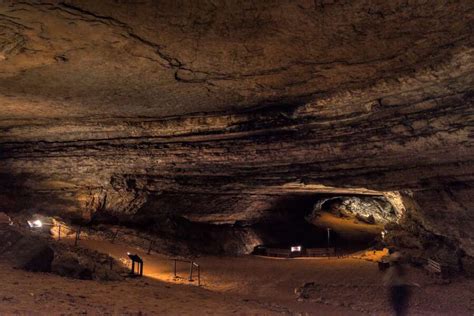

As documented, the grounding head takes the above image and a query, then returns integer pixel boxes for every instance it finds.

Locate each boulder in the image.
[0,212,12,226]
[294,282,317,300]
[0,226,54,272]
[51,252,93,280]
[51,248,124,281]
[355,213,376,224]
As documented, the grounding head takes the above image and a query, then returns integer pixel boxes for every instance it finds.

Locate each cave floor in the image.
[1,238,474,315]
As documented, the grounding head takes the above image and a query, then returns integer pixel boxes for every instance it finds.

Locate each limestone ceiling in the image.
[1,1,473,257]
[0,0,472,121]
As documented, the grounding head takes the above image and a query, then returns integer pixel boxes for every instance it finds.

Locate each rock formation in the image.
[0,1,473,266]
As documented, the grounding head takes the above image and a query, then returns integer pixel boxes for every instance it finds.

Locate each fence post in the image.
[197,265,200,286]
[189,261,193,281]
[74,226,81,246]
[147,239,154,255]
[111,228,119,244]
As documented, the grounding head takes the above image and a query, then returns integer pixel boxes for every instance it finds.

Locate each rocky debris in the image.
[0,226,54,272]
[51,248,123,281]
[0,222,125,280]
[355,213,376,225]
[0,212,12,226]
[294,282,317,300]
[51,252,93,280]
[312,196,397,224]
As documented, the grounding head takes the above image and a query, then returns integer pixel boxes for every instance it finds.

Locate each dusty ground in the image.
[1,238,474,315]
[312,213,384,248]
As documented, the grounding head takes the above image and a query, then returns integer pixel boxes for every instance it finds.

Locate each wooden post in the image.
[189,261,193,281]
[197,265,200,286]
[74,226,81,246]
[111,228,119,244]
[147,239,154,255]
[58,224,61,241]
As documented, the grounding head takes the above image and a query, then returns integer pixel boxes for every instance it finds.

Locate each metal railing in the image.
[262,247,338,258]
[306,247,336,258]
[172,258,201,286]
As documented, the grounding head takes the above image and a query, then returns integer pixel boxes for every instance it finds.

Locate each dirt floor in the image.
[1,237,474,315]
[312,213,384,250]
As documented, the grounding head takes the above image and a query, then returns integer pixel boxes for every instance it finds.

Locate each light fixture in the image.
[291,246,302,252]
[27,219,43,228]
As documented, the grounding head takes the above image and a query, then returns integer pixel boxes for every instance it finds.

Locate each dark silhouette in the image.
[383,252,419,316]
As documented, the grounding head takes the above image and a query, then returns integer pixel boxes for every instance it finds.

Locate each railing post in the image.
[74,226,81,246]
[197,265,200,286]
[189,261,193,281]
[111,228,119,244]
[147,239,154,255]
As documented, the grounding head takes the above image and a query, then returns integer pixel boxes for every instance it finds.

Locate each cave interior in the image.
[0,0,473,313]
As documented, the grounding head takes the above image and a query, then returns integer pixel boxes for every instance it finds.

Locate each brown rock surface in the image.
[0,226,54,272]
[0,1,473,258]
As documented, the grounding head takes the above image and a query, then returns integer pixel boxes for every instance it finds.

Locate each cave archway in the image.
[250,190,401,256]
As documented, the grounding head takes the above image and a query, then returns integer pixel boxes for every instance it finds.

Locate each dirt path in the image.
[1,237,473,315]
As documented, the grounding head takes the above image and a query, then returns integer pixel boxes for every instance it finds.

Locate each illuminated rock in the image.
[0,1,472,261]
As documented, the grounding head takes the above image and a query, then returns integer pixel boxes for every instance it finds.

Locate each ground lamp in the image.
[27,219,43,228]
[127,252,143,276]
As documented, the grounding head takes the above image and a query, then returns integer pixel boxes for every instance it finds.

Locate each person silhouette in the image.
[383,252,420,316]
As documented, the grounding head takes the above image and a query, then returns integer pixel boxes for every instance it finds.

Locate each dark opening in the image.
[251,193,392,255]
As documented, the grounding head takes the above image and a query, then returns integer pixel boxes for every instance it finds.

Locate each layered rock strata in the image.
[0,1,472,260]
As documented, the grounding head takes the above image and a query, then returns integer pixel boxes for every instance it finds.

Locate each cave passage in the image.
[251,193,396,256]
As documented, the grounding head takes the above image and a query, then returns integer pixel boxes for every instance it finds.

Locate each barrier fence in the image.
[172,258,201,286]
[264,247,337,258]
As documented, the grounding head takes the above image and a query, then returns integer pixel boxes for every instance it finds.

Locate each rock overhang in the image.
[0,0,473,260]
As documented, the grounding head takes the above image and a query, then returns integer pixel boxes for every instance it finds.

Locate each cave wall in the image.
[409,184,474,258]
[312,195,397,224]
[0,1,473,258]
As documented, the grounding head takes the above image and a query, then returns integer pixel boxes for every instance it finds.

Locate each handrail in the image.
[171,258,201,286]
[262,247,337,258]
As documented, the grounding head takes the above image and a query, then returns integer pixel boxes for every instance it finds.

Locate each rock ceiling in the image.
[0,1,473,256]
[1,0,472,118]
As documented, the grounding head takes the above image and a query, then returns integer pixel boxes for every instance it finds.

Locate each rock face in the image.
[0,2,473,259]
[311,196,397,224]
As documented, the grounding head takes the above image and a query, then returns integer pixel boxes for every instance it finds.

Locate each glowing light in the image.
[291,246,302,252]
[27,219,43,228]
[381,230,386,239]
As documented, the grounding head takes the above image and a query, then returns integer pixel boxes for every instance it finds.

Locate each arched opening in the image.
[310,196,394,254]
[250,190,402,257]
